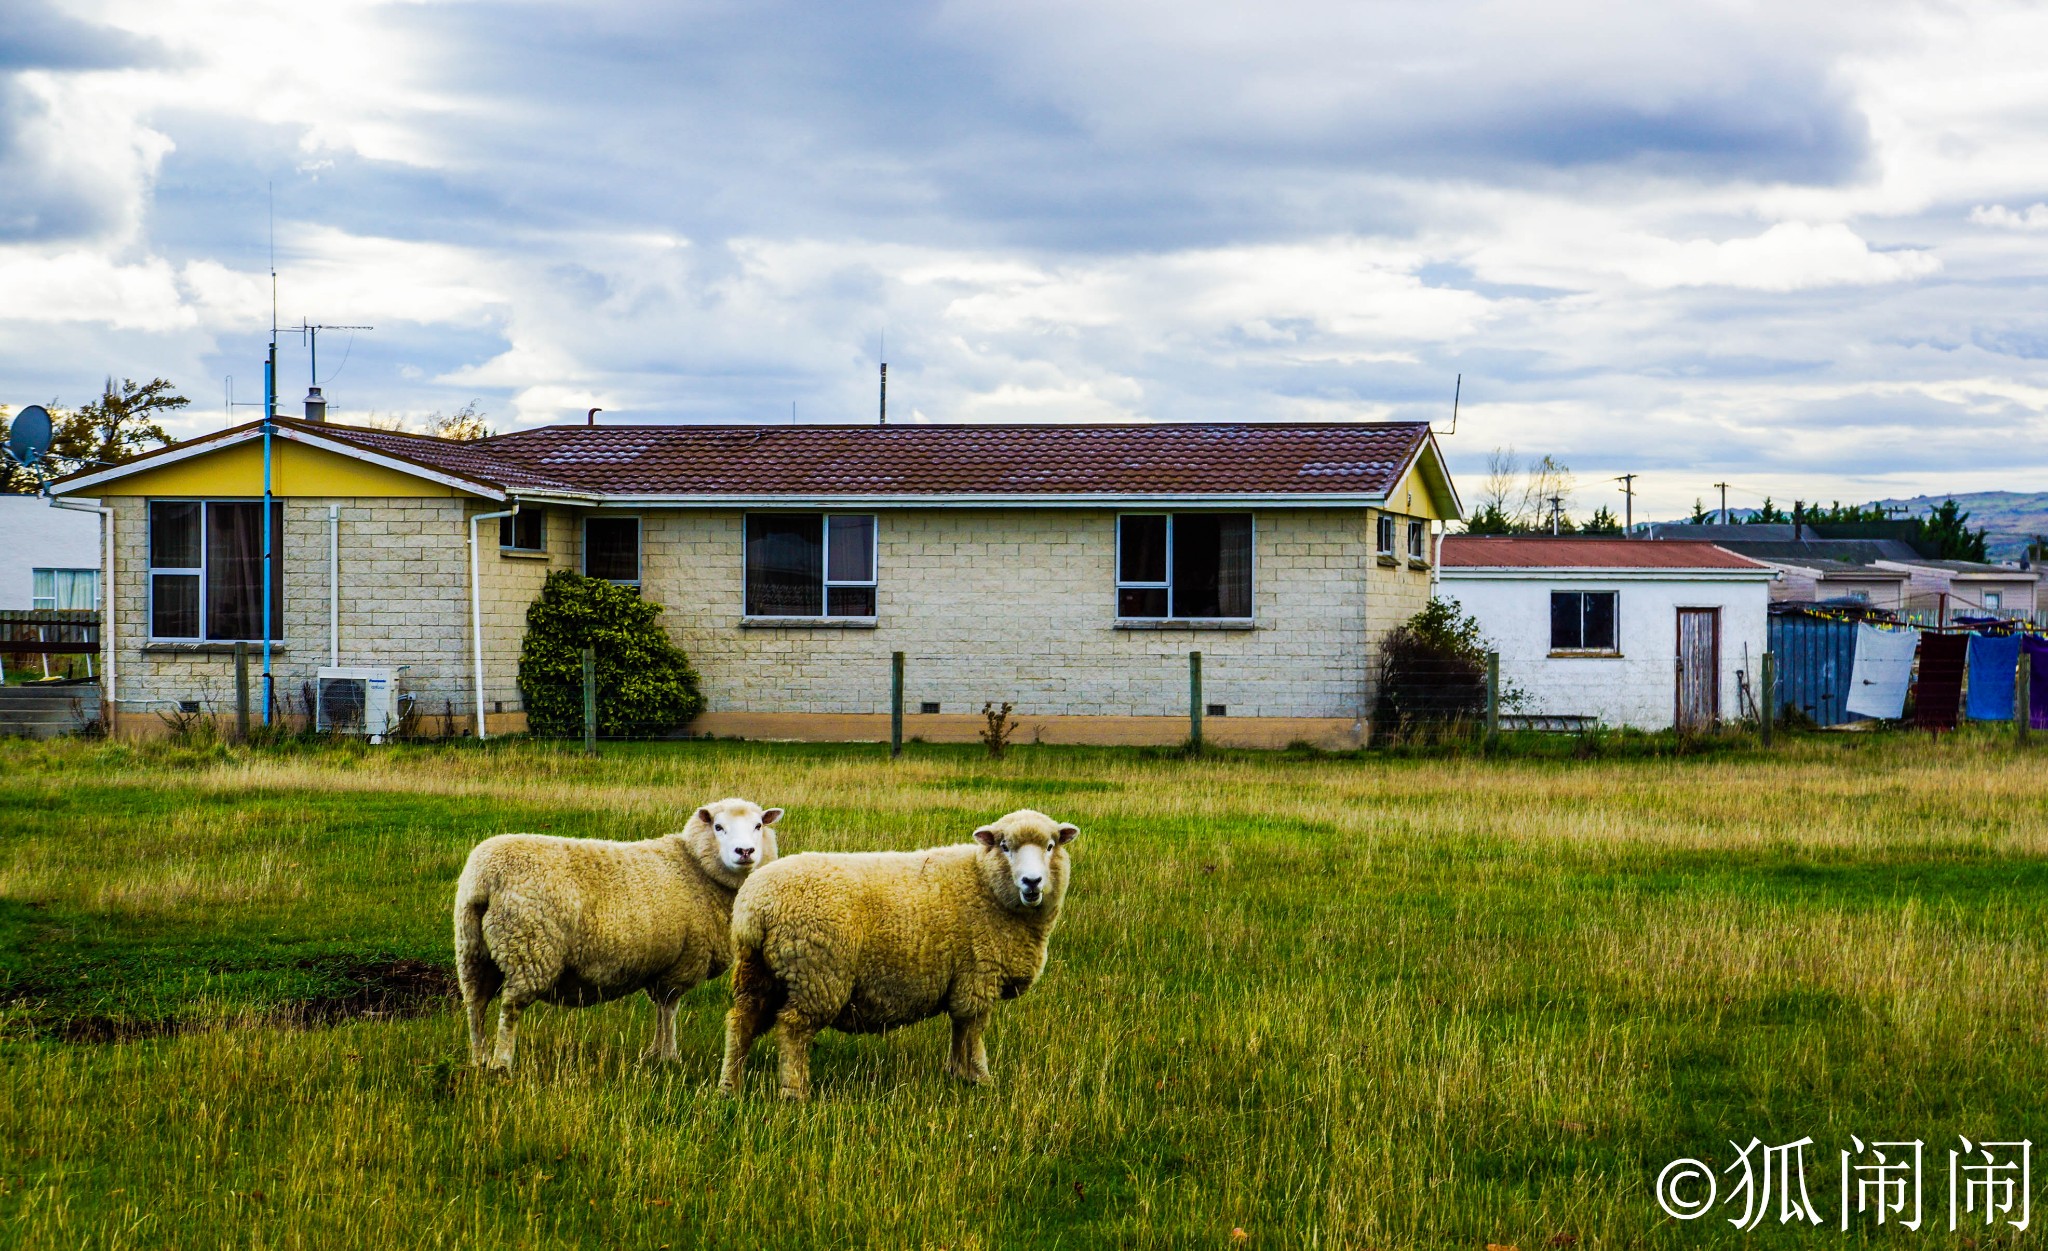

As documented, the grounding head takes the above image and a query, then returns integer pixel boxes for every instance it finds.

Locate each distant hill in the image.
[1874,492,2048,561]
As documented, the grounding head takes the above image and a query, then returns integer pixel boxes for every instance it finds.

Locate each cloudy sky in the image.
[3,0,2047,517]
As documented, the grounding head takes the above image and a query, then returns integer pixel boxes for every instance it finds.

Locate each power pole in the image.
[1547,494,1563,535]
[1714,482,1730,525]
[1615,473,1637,535]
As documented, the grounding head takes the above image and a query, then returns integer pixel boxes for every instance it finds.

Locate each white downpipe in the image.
[328,505,341,667]
[468,502,518,740]
[50,496,115,730]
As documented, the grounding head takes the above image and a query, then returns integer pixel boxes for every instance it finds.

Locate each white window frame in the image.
[1985,591,2004,612]
[500,506,546,553]
[822,513,878,617]
[146,498,283,643]
[1116,513,1171,619]
[32,568,99,611]
[1115,512,1256,621]
[1376,512,1397,556]
[1406,518,1426,560]
[742,512,878,618]
[583,515,642,585]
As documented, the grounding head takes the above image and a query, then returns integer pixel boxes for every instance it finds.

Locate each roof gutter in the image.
[575,491,1401,509]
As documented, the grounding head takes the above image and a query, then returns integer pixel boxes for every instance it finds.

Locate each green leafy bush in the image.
[1373,597,1516,737]
[516,571,704,738]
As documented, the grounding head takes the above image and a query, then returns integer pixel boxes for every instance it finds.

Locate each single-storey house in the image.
[1749,557,1910,610]
[48,417,1461,747]
[1872,559,2040,619]
[1438,537,1775,731]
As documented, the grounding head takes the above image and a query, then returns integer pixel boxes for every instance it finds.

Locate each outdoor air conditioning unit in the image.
[317,666,402,740]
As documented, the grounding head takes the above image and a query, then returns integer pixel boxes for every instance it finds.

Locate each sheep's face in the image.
[974,809,1078,911]
[692,799,782,878]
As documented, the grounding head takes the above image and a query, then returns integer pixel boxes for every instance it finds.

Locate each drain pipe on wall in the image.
[50,496,115,731]
[328,505,341,667]
[468,500,519,740]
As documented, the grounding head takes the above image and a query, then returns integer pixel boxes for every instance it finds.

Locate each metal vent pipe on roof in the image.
[304,386,326,423]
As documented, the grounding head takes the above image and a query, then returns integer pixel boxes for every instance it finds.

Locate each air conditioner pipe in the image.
[49,496,114,732]
[468,500,519,741]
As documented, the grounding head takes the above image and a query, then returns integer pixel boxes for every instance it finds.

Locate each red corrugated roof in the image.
[1440,536,1767,570]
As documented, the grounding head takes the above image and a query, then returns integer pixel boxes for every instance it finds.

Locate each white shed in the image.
[1439,537,1776,731]
[0,495,101,611]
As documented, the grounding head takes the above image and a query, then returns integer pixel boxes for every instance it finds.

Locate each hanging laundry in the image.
[1845,623,1917,720]
[1912,631,1969,730]
[1966,633,2022,721]
[2025,636,2048,730]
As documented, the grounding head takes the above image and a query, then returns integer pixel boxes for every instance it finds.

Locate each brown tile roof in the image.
[457,421,1438,499]
[1441,536,1768,570]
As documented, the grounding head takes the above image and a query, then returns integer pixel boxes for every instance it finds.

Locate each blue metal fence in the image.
[1769,614,1863,727]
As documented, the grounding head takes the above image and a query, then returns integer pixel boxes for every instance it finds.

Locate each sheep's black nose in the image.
[734,847,756,862]
[1020,875,1042,891]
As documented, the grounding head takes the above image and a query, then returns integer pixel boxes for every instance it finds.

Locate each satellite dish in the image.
[4,405,52,467]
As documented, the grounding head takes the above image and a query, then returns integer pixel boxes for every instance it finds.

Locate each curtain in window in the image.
[1214,514,1252,617]
[746,515,823,615]
[37,570,97,609]
[206,502,284,640]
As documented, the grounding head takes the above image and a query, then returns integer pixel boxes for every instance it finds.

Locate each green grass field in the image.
[1,732,2043,1248]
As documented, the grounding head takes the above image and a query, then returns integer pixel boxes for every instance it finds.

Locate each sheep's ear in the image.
[759,808,784,827]
[1053,824,1079,846]
[695,807,715,827]
[973,827,1001,849]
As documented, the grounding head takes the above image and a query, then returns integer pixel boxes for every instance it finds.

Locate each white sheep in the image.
[719,807,1077,1100]
[454,797,781,1071]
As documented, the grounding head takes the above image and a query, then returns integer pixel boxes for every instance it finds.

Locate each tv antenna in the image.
[1441,373,1461,435]
[3,405,53,474]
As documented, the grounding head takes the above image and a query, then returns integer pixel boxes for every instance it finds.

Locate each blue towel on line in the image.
[1967,633,2022,721]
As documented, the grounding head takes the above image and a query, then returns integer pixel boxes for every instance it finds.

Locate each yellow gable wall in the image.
[1383,444,1460,521]
[89,439,477,498]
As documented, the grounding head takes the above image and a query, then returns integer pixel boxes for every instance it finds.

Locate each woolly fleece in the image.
[454,797,780,1070]
[720,808,1077,1100]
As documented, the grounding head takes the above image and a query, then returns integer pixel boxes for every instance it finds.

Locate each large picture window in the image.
[745,513,877,617]
[1550,590,1618,652]
[1116,513,1253,620]
[148,500,284,641]
[584,516,640,584]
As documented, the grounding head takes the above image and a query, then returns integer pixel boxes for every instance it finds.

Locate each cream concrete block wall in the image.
[631,506,1428,720]
[475,504,582,711]
[107,496,477,721]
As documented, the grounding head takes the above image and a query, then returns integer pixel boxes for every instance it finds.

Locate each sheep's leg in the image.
[641,989,682,1064]
[464,986,496,1066]
[720,946,782,1094]
[455,902,502,1066]
[948,1013,992,1085]
[774,1011,818,1102]
[490,993,535,1072]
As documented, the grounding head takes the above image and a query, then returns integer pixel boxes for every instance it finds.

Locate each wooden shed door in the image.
[1675,608,1720,731]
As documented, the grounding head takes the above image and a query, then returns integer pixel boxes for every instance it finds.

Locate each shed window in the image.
[31,569,97,611]
[745,513,877,617]
[583,517,640,584]
[147,500,284,641]
[1549,591,1617,652]
[499,507,545,552]
[1986,591,2004,612]
[1116,513,1252,619]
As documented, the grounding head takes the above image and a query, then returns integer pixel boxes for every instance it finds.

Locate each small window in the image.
[31,569,97,611]
[1986,591,2004,612]
[1377,513,1397,555]
[744,513,877,617]
[147,500,283,641]
[584,516,641,584]
[1549,591,1618,652]
[1116,513,1252,620]
[1407,519,1426,560]
[499,507,545,552]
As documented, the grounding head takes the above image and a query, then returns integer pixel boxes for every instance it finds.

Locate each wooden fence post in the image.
[890,652,905,759]
[2018,650,2032,746]
[1760,652,1775,748]
[581,646,598,755]
[1189,650,1203,751]
[235,641,251,740]
[1485,651,1500,743]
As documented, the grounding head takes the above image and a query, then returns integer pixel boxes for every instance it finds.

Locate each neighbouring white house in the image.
[0,494,101,611]
[1439,536,1777,731]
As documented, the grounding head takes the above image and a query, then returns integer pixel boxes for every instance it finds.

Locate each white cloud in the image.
[1970,204,2048,230]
